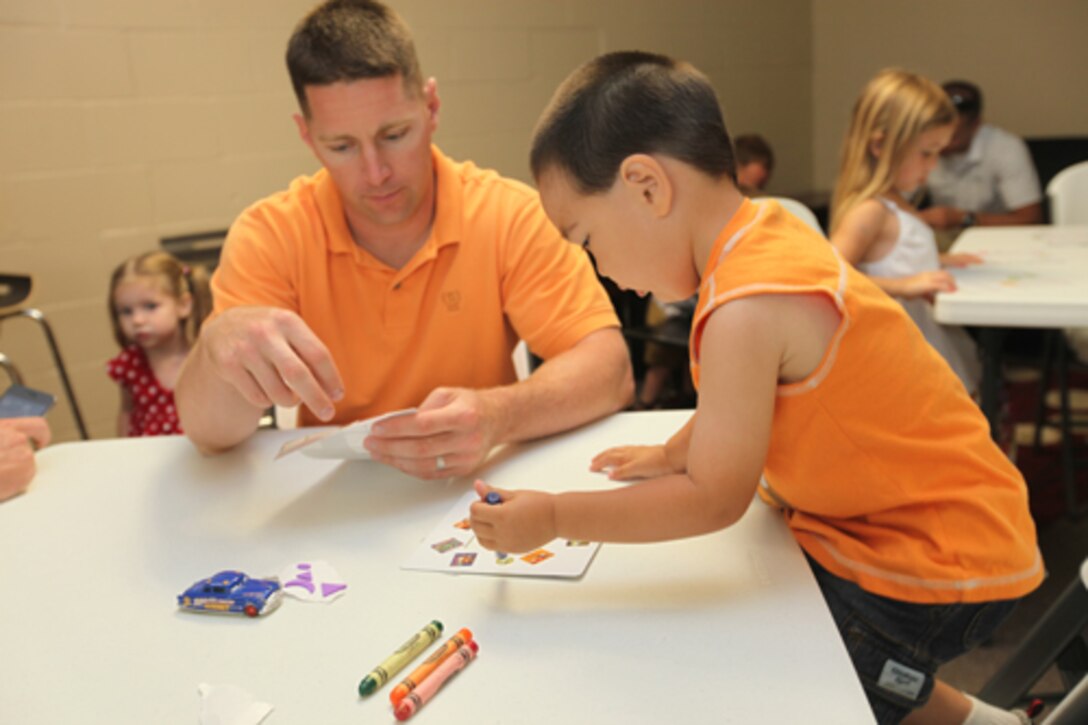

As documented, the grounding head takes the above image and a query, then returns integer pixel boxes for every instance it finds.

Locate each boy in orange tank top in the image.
[468,52,1043,725]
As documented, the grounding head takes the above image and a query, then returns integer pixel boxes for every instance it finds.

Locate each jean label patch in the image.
[877,659,925,700]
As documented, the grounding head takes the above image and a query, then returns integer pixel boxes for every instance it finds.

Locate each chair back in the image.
[1047,160,1088,224]
[753,197,824,236]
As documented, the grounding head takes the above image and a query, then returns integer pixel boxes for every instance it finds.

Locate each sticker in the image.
[877,659,925,700]
[278,560,348,603]
[450,552,477,567]
[495,554,515,566]
[452,518,471,530]
[521,549,554,565]
[431,538,462,553]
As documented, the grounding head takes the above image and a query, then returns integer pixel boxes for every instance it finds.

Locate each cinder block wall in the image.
[812,0,1088,191]
[1,0,814,441]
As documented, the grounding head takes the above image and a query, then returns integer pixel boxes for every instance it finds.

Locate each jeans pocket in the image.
[962,600,1017,650]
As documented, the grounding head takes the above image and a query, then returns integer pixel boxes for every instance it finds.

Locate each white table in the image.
[0,411,873,724]
[935,225,1088,328]
[935,226,1088,515]
[934,224,1088,431]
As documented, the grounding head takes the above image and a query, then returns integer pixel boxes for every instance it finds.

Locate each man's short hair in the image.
[530,51,736,193]
[286,0,422,116]
[733,134,775,172]
[942,80,983,122]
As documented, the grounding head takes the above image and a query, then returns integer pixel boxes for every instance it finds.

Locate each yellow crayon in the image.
[358,620,443,696]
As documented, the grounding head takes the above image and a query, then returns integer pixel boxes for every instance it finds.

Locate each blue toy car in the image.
[177,570,283,617]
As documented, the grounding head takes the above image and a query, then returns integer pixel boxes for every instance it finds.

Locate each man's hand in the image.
[0,417,51,502]
[196,306,344,420]
[589,445,678,480]
[469,480,557,554]
[364,387,501,479]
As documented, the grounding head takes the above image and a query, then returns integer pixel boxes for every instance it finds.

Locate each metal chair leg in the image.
[1034,330,1057,450]
[1047,673,1088,725]
[0,308,88,440]
[0,353,24,386]
[978,560,1088,708]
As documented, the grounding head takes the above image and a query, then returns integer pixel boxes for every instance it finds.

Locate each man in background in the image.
[733,133,775,195]
[920,80,1043,230]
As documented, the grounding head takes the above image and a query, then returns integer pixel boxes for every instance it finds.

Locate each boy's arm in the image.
[471,297,782,551]
[589,414,695,480]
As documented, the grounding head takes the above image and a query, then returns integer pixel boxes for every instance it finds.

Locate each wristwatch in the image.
[961,210,977,227]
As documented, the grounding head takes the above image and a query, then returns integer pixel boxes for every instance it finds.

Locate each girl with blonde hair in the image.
[831,69,981,393]
[106,251,212,436]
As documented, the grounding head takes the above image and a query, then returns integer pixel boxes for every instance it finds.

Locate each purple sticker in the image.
[321,583,347,598]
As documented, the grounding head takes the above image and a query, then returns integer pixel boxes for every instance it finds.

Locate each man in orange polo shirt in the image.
[175,0,633,477]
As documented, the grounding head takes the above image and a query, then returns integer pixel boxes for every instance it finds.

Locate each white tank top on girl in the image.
[859,198,981,394]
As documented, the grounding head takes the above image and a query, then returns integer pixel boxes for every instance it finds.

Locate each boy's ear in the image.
[619,154,672,216]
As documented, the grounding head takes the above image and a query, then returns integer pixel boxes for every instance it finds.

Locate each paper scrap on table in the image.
[197,683,273,725]
[274,408,417,460]
[402,490,601,579]
[278,559,348,603]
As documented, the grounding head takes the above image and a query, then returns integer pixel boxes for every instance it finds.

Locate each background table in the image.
[935,225,1088,438]
[935,225,1088,328]
[0,411,873,723]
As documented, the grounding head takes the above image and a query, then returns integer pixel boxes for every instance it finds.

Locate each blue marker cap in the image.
[485,492,502,505]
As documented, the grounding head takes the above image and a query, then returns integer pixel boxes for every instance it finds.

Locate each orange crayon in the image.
[390,627,473,706]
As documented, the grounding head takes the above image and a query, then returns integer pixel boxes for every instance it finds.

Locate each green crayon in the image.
[358,620,443,696]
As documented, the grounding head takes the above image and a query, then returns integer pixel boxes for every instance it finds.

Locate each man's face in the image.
[296,75,439,230]
[941,116,980,156]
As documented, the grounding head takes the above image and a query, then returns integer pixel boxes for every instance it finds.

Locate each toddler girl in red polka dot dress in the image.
[106,252,212,437]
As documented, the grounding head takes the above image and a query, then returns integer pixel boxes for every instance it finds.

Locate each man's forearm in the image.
[978,202,1043,226]
[176,341,265,454]
[482,328,633,445]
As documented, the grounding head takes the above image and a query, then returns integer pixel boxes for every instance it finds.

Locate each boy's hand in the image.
[589,444,674,480]
[469,480,557,554]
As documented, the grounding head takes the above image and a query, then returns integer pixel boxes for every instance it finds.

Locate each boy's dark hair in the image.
[942,80,983,122]
[530,51,736,193]
[286,0,422,117]
[733,134,775,172]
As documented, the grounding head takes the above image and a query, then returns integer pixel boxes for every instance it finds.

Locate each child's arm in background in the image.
[116,388,132,438]
[589,414,694,480]
[469,293,832,553]
[832,199,956,301]
[939,251,983,268]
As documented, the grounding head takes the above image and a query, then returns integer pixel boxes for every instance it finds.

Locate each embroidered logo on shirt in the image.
[441,291,461,312]
[877,659,925,700]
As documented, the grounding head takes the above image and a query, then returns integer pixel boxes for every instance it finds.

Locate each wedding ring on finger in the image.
[435,454,447,472]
